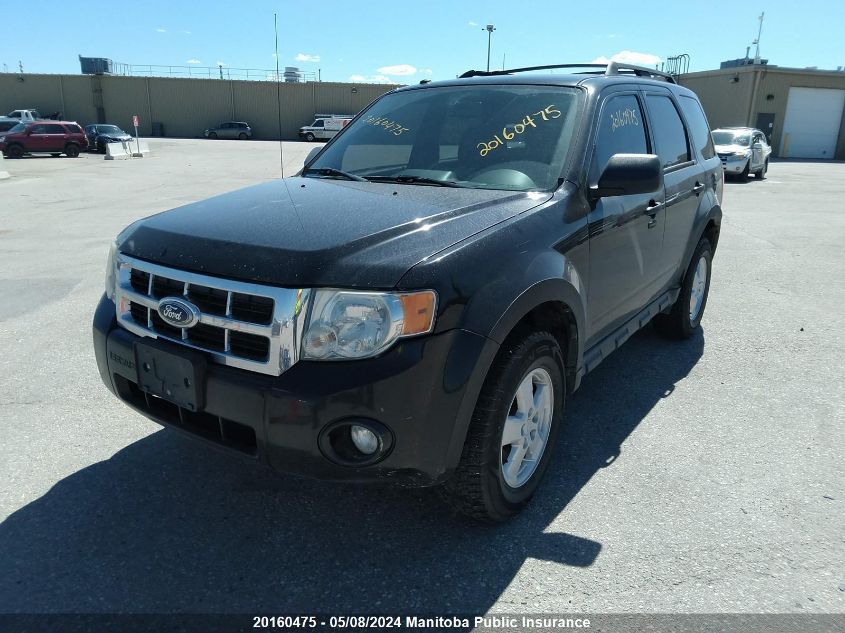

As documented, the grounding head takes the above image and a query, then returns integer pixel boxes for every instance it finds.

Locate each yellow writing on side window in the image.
[477,105,560,157]
[364,115,410,136]
[610,107,639,132]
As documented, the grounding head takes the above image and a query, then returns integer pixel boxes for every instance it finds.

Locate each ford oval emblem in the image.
[157,297,200,328]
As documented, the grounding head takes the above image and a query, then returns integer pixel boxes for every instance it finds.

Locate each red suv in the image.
[0,121,89,158]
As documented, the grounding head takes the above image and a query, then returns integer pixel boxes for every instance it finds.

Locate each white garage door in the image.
[780,87,845,159]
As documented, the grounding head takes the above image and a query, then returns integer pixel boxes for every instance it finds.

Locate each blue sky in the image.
[1,0,843,81]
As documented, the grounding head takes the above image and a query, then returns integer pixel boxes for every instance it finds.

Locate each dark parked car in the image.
[204,121,252,139]
[85,124,132,152]
[94,62,722,522]
[0,118,19,132]
[0,121,88,158]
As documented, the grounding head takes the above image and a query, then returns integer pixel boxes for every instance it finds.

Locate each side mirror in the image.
[591,153,661,200]
[753,142,763,150]
[304,146,321,165]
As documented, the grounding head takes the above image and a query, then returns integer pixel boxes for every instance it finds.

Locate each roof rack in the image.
[458,62,676,84]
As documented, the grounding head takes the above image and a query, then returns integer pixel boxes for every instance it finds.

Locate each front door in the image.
[586,90,665,340]
[755,113,775,144]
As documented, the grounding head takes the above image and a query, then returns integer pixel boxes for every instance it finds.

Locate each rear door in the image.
[42,123,69,151]
[586,89,666,338]
[643,90,705,288]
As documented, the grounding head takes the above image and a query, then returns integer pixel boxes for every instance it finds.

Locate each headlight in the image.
[104,241,118,300]
[733,150,750,157]
[302,289,437,360]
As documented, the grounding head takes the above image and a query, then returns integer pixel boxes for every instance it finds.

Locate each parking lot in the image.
[0,141,843,614]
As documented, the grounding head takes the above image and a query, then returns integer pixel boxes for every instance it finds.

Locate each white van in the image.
[298,114,353,141]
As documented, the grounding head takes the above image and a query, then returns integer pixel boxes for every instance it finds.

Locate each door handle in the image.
[692,182,705,195]
[645,200,662,228]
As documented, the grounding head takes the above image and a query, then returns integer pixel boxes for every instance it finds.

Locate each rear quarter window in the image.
[65,124,82,133]
[678,95,715,160]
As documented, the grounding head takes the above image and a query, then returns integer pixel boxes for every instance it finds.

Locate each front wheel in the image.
[304,132,315,142]
[238,132,248,140]
[755,159,768,180]
[208,132,218,139]
[739,160,750,182]
[443,331,565,522]
[6,144,24,158]
[654,237,713,339]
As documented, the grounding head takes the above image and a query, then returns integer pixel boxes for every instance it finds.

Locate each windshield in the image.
[8,123,26,133]
[98,125,123,134]
[308,85,583,191]
[712,131,750,147]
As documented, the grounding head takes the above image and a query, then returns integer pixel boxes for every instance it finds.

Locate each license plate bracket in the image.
[134,339,207,411]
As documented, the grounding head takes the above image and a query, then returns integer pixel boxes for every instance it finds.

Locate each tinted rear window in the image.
[645,95,691,169]
[65,124,82,133]
[678,95,715,160]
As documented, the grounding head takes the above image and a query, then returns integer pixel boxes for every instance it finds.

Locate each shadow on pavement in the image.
[0,326,703,613]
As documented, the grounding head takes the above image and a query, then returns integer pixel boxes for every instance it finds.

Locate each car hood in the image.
[118,177,552,288]
[714,144,750,154]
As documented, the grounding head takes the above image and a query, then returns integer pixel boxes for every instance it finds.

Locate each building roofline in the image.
[682,65,845,80]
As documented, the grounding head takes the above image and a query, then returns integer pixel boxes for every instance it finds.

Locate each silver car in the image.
[204,121,252,140]
[712,127,772,180]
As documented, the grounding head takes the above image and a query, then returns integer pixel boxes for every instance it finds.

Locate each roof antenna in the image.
[274,13,284,178]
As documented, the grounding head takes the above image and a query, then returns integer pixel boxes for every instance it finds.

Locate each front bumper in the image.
[719,155,750,174]
[93,295,497,486]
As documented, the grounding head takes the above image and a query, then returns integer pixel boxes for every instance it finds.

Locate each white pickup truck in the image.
[7,109,43,123]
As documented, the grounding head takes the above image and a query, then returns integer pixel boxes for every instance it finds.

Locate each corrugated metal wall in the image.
[0,73,399,139]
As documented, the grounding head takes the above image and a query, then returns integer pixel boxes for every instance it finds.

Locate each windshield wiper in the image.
[368,175,463,187]
[302,167,368,182]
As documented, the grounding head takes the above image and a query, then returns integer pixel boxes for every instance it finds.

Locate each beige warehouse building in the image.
[680,65,845,160]
[0,73,399,140]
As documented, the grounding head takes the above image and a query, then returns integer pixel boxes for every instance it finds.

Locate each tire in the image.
[654,237,713,340]
[6,144,24,159]
[208,132,218,139]
[304,132,316,142]
[238,132,248,140]
[64,144,80,158]
[755,159,768,180]
[443,331,565,522]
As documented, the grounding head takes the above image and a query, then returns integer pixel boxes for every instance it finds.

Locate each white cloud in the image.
[468,21,478,27]
[377,64,417,76]
[180,30,192,35]
[296,53,321,63]
[349,74,392,83]
[186,59,201,64]
[592,50,662,67]
[155,28,167,33]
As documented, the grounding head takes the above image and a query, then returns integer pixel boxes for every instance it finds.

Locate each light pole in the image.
[484,24,496,72]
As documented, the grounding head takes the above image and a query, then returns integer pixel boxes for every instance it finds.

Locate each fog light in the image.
[350,425,379,455]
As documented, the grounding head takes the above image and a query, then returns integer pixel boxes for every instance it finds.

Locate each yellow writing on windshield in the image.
[364,115,410,136]
[477,105,561,157]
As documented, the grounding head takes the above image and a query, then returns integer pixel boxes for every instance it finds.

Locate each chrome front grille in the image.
[114,254,308,376]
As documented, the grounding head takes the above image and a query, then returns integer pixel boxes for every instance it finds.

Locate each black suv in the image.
[93,63,722,522]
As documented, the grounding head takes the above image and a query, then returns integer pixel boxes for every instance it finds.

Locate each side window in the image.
[678,95,715,160]
[30,124,48,134]
[313,119,325,128]
[590,94,648,182]
[646,94,691,169]
[65,124,82,133]
[44,124,66,134]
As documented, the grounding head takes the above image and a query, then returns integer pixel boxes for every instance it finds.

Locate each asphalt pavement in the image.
[0,142,842,615]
